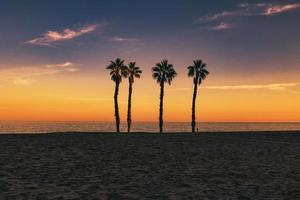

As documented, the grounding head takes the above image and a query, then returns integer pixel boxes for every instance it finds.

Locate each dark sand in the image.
[0,132,299,200]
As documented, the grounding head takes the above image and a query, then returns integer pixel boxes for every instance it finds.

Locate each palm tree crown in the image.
[127,62,142,83]
[106,58,128,82]
[152,60,177,85]
[187,60,209,84]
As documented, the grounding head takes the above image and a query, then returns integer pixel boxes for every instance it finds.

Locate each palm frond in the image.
[187,66,195,77]
[127,61,142,83]
[187,59,209,85]
[152,59,177,85]
[106,58,127,83]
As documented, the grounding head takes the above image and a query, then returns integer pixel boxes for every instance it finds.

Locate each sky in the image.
[1,0,300,122]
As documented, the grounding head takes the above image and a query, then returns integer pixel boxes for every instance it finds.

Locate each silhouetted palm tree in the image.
[152,60,177,133]
[126,62,142,133]
[187,60,209,133]
[106,58,128,132]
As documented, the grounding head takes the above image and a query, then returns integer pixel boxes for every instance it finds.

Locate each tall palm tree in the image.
[187,59,209,133]
[106,58,128,132]
[126,62,142,133]
[152,60,177,133]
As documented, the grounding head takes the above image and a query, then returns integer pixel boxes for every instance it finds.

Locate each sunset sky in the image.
[1,0,300,122]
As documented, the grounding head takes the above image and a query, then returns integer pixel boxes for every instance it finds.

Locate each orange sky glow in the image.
[1,60,299,122]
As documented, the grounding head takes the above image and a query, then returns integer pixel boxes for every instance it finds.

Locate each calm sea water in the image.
[0,121,300,133]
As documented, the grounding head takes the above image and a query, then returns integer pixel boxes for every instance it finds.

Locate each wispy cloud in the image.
[168,83,299,92]
[12,77,35,86]
[64,97,111,101]
[110,36,141,42]
[46,62,73,68]
[45,62,79,72]
[263,3,300,15]
[198,11,241,22]
[197,2,300,24]
[204,83,299,91]
[210,22,235,30]
[0,62,78,86]
[64,97,127,104]
[25,24,107,46]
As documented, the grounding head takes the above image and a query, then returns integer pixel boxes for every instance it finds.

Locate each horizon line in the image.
[1,120,300,123]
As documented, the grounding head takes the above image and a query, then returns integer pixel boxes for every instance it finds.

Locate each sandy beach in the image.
[0,132,299,199]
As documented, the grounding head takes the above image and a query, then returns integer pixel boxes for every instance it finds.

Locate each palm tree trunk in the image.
[127,81,133,133]
[191,79,198,133]
[159,80,164,133]
[114,81,120,132]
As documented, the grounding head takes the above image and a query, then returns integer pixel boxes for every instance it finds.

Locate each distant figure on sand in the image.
[187,60,209,133]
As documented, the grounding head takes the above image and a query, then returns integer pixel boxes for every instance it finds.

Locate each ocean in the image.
[0,121,300,133]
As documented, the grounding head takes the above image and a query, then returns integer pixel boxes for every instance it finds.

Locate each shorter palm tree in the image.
[126,62,142,133]
[106,58,128,132]
[187,59,209,133]
[152,60,177,133]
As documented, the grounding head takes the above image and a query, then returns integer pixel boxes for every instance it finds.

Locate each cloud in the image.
[64,97,127,104]
[204,83,299,91]
[65,67,79,72]
[168,83,299,92]
[110,36,140,42]
[197,2,300,22]
[0,62,78,86]
[64,97,111,101]
[263,3,300,15]
[210,22,235,30]
[25,24,105,46]
[12,77,35,86]
[45,62,73,68]
[198,11,241,22]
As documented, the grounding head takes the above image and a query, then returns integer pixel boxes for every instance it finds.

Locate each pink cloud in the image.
[210,22,235,30]
[198,11,241,22]
[46,62,74,68]
[264,3,300,15]
[197,3,300,22]
[25,24,104,46]
[110,36,140,42]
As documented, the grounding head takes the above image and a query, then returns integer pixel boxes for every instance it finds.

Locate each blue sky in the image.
[1,0,300,72]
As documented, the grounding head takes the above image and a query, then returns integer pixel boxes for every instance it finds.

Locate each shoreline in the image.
[1,130,300,135]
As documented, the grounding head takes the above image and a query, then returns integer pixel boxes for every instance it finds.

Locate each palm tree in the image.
[106,58,128,132]
[126,62,142,133]
[152,60,177,133]
[187,60,209,133]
